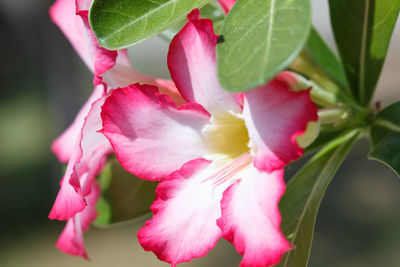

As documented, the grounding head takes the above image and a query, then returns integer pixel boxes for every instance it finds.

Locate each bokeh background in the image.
[1,0,399,266]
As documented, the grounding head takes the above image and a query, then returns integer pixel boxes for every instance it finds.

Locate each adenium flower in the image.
[101,10,318,266]
[48,0,181,258]
[55,180,101,259]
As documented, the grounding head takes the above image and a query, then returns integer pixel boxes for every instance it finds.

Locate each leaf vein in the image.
[101,0,191,41]
[260,0,276,78]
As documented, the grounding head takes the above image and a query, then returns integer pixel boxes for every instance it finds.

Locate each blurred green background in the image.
[0,0,399,266]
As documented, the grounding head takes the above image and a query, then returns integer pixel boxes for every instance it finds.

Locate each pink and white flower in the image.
[48,0,181,258]
[55,181,101,259]
[101,9,318,266]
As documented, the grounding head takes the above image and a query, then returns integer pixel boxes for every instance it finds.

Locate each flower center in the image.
[203,112,250,161]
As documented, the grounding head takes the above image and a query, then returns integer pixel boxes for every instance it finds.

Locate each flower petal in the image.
[218,0,236,14]
[49,95,111,220]
[50,0,181,94]
[168,9,240,115]
[74,96,112,196]
[49,0,90,70]
[56,219,87,258]
[56,182,100,259]
[51,85,104,162]
[50,0,117,86]
[217,166,291,267]
[138,159,231,266]
[80,181,100,229]
[49,168,87,220]
[76,0,93,12]
[243,75,318,172]
[101,84,210,181]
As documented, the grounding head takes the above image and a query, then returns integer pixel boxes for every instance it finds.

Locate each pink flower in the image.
[55,181,101,259]
[101,9,318,267]
[48,0,181,258]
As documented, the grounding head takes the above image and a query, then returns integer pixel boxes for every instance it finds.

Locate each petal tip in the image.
[187,9,200,21]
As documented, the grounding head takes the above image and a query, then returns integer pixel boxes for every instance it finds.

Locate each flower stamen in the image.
[202,153,252,186]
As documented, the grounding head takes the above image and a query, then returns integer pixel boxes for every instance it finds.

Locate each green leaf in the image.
[369,101,400,177]
[277,129,360,267]
[305,27,348,86]
[216,0,312,92]
[329,0,400,105]
[90,0,211,50]
[160,2,225,42]
[94,159,157,226]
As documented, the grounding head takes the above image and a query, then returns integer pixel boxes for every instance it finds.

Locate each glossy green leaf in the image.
[329,0,400,105]
[216,0,312,92]
[160,2,225,41]
[277,129,360,267]
[94,159,157,226]
[305,27,348,86]
[90,0,211,50]
[369,102,400,177]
